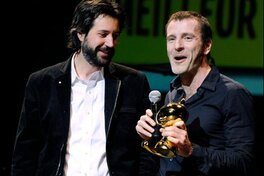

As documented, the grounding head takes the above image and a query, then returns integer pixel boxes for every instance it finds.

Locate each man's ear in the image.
[203,39,212,55]
[77,32,85,42]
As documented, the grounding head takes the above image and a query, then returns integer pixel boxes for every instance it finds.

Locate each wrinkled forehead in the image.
[166,18,201,35]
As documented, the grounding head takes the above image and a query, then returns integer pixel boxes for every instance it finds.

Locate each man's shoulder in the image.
[32,60,68,76]
[27,59,70,83]
[219,73,246,90]
[218,73,252,97]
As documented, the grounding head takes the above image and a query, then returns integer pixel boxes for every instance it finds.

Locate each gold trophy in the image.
[142,97,188,158]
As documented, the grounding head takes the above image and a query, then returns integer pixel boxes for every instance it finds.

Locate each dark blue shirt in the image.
[159,66,256,176]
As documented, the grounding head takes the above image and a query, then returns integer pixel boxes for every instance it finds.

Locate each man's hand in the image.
[135,109,156,140]
[161,120,193,157]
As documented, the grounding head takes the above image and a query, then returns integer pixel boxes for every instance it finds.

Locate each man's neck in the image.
[181,64,211,100]
[74,52,101,80]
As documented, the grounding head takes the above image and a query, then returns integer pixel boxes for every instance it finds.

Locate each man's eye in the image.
[167,37,175,42]
[99,33,107,37]
[184,36,193,40]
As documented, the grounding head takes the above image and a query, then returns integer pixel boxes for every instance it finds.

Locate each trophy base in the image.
[142,141,158,154]
[142,141,176,158]
[154,145,177,158]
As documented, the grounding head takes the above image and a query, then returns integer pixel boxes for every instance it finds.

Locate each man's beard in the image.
[81,43,115,67]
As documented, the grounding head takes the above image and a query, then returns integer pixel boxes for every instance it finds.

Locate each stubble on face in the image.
[81,37,115,67]
[166,19,204,76]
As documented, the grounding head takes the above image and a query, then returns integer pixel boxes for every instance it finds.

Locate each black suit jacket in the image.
[11,57,159,176]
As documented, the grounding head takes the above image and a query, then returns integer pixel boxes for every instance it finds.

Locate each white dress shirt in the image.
[64,56,108,176]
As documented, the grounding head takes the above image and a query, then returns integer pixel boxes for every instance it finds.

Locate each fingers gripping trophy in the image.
[142,90,188,158]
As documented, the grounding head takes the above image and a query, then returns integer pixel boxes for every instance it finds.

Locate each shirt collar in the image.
[170,65,220,92]
[71,53,78,85]
[200,65,219,91]
[71,53,104,86]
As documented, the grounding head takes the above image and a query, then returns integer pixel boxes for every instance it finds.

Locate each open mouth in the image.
[174,56,187,61]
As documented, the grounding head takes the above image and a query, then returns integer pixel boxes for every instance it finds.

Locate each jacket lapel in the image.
[55,59,72,134]
[104,64,121,136]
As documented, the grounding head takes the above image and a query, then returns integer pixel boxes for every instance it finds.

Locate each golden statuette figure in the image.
[143,98,188,158]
